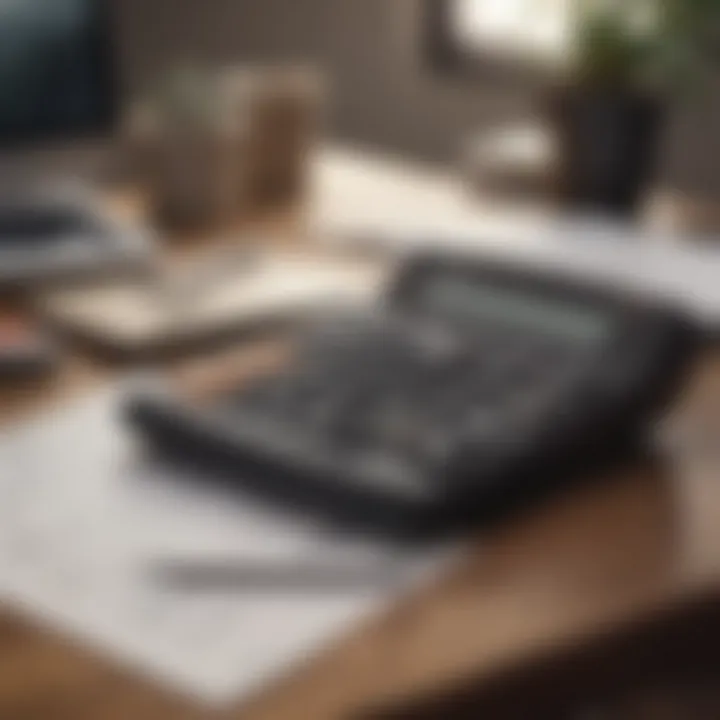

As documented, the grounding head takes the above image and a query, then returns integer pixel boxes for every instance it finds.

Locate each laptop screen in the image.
[0,0,117,148]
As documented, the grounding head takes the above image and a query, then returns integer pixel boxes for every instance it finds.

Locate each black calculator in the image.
[127,253,698,541]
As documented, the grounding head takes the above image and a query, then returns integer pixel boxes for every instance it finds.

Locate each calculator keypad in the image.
[227,314,581,477]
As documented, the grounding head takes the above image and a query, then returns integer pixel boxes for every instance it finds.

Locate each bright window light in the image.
[451,0,572,61]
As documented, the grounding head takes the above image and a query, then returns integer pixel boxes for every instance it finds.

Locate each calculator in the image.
[127,253,699,541]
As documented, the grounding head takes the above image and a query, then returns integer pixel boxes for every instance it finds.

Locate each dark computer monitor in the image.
[0,2,150,291]
[0,0,117,150]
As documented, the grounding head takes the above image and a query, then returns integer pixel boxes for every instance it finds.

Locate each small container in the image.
[222,66,325,209]
[144,115,247,235]
[128,71,249,236]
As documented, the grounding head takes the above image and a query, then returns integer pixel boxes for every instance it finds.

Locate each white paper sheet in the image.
[0,387,456,706]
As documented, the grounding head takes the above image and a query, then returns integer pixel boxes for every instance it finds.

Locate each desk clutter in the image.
[0,187,153,293]
[0,113,705,708]
[0,187,153,380]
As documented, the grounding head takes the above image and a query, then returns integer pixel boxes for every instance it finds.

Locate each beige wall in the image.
[114,0,720,199]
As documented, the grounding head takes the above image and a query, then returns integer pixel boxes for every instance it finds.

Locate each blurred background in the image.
[113,0,720,222]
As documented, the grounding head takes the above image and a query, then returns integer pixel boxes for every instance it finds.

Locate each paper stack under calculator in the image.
[0,387,455,706]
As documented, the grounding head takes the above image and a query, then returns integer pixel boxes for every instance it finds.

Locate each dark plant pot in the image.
[548,86,665,217]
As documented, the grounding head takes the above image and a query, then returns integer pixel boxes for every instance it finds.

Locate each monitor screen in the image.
[0,0,116,148]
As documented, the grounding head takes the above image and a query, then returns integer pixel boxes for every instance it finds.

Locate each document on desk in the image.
[39,251,380,355]
[0,387,458,706]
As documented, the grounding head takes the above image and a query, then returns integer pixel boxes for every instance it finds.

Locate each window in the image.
[426,0,572,76]
[453,0,571,60]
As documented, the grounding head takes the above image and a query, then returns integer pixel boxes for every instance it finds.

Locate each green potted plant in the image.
[549,0,720,216]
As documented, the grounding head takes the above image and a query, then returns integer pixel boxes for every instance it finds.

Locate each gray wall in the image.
[114,0,720,198]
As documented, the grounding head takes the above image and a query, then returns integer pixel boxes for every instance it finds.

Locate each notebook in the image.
[39,250,381,361]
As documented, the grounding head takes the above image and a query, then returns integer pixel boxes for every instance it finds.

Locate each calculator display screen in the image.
[418,276,613,343]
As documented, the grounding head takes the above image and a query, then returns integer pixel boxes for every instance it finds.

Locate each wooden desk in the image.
[0,227,719,719]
